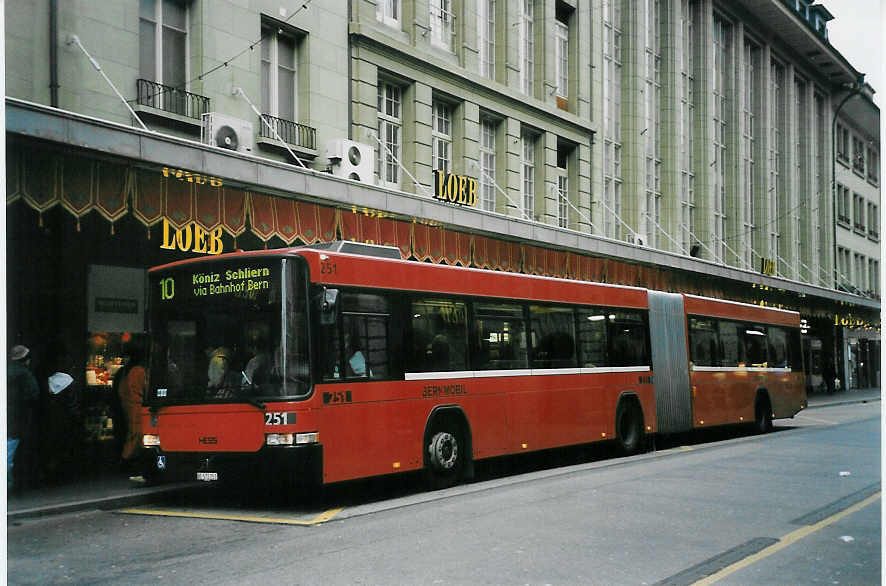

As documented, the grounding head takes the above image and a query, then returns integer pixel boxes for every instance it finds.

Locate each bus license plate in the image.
[196,472,218,482]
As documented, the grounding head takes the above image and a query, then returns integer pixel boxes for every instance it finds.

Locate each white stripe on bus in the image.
[691,366,793,373]
[404,366,651,381]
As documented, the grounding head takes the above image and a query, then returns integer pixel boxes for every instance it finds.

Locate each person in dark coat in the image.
[7,345,39,492]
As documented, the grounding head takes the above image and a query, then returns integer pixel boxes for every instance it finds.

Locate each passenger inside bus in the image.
[206,346,238,396]
[344,330,367,377]
[242,322,272,386]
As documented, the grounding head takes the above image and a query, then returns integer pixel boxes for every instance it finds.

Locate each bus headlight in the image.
[266,433,294,446]
[295,432,319,444]
[143,434,161,447]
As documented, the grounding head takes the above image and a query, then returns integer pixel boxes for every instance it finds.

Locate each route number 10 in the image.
[160,277,175,300]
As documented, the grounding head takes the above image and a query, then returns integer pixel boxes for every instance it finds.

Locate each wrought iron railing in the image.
[258,114,316,151]
[136,79,210,120]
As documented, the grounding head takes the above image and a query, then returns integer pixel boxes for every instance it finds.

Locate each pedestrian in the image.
[7,345,39,492]
[117,342,147,481]
[43,372,83,484]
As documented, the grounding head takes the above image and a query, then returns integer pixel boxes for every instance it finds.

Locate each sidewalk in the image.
[7,388,880,522]
[804,387,881,409]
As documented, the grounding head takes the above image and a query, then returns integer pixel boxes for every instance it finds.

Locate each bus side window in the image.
[718,320,742,367]
[608,311,650,367]
[689,317,719,367]
[409,298,468,373]
[529,305,576,369]
[742,325,767,367]
[789,328,803,371]
[473,301,528,370]
[576,308,607,367]
[767,326,789,368]
[342,292,391,379]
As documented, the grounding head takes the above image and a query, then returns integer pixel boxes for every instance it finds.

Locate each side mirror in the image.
[320,288,339,325]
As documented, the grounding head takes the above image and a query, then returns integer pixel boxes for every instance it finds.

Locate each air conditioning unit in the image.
[326,139,374,184]
[202,113,254,153]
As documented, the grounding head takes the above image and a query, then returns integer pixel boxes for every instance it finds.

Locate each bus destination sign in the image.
[158,265,273,302]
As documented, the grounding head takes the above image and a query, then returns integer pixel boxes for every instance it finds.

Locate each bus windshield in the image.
[148,257,310,405]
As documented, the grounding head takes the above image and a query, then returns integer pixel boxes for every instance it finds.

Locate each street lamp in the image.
[831,80,864,290]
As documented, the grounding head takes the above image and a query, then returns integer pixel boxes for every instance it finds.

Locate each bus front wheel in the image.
[425,425,464,490]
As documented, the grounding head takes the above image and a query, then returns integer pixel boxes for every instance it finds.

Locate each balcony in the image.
[256,114,318,160]
[135,79,211,124]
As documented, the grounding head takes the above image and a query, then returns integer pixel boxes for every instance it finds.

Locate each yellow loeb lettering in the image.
[208,227,224,255]
[457,175,467,204]
[193,224,208,253]
[468,178,477,206]
[161,218,177,250]
[447,173,458,202]
[175,224,193,251]
[434,170,445,200]
[160,218,224,255]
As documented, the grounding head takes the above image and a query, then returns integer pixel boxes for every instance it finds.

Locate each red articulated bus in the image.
[141,242,806,488]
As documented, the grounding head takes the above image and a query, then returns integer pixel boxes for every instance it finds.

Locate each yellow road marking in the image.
[117,506,344,526]
[679,446,694,451]
[692,492,881,585]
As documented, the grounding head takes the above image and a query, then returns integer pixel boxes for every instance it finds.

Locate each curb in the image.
[7,483,200,522]
[805,395,881,410]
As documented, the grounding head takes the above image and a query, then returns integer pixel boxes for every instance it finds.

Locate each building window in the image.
[261,25,298,123]
[557,143,570,229]
[376,0,400,28]
[868,202,879,239]
[554,6,570,100]
[869,260,880,295]
[604,0,623,240]
[520,0,534,96]
[644,0,662,247]
[139,0,188,90]
[432,100,452,174]
[814,93,827,284]
[430,0,454,51]
[835,123,849,164]
[837,184,851,225]
[680,0,695,253]
[521,131,537,219]
[769,59,785,261]
[867,146,879,184]
[852,136,865,175]
[377,81,402,187]
[712,15,731,262]
[742,40,759,266]
[853,193,865,232]
[837,246,852,291]
[558,175,569,228]
[855,254,867,292]
[479,118,497,212]
[478,0,495,79]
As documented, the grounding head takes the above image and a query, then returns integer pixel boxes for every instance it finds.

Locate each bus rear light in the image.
[143,434,161,447]
[266,433,294,446]
[296,432,319,444]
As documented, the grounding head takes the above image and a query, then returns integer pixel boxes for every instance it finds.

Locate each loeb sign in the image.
[433,170,478,207]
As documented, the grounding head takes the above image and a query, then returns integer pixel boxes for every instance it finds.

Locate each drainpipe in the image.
[50,0,59,107]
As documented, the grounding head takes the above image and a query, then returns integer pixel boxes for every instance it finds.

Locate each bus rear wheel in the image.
[425,425,464,490]
[754,397,773,434]
[616,401,644,456]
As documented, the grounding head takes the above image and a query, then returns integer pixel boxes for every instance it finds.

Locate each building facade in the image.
[4,0,880,479]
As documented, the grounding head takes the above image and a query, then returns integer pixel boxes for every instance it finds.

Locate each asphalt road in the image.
[7,402,880,585]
